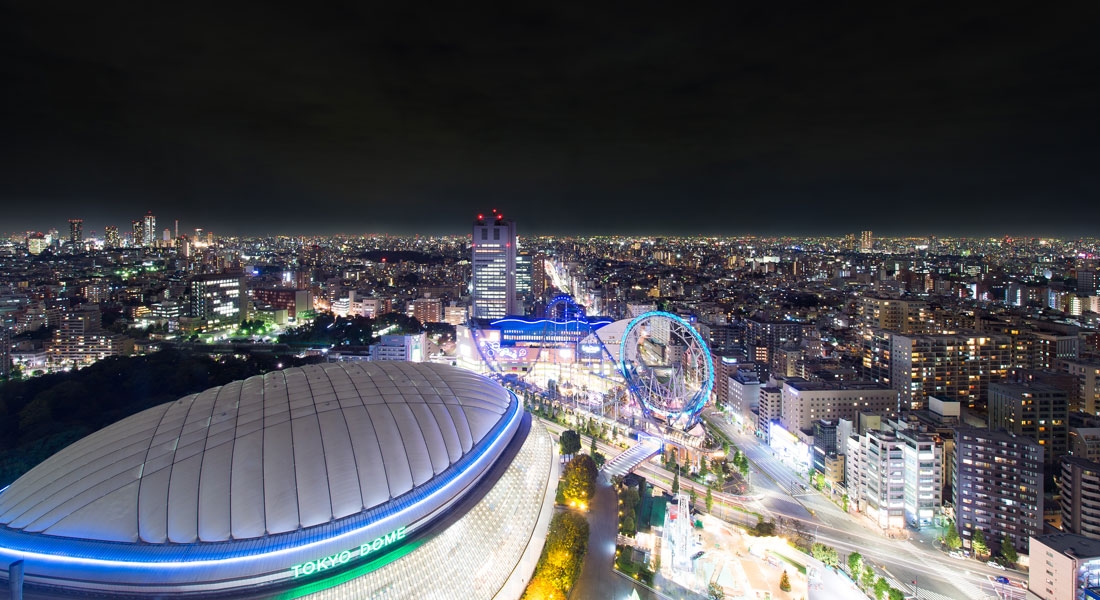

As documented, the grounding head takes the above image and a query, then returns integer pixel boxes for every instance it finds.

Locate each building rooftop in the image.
[1034,533,1100,559]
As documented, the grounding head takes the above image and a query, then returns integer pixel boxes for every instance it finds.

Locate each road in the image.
[704,408,1024,600]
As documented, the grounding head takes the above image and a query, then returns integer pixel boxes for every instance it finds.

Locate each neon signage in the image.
[291,526,407,577]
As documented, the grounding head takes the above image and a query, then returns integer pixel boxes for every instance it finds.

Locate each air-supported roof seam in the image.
[302,366,334,523]
[352,364,392,500]
[412,387,447,472]
[433,369,474,449]
[223,376,243,539]
[4,410,166,528]
[399,372,436,478]
[282,369,302,530]
[380,391,411,497]
[193,381,230,541]
[134,400,178,542]
[333,364,366,510]
[163,385,217,542]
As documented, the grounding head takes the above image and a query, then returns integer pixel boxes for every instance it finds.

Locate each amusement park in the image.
[456,293,717,451]
[455,295,827,600]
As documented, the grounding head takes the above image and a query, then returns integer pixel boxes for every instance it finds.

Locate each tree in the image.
[812,543,839,568]
[861,565,875,589]
[705,487,713,512]
[561,454,597,506]
[591,451,606,470]
[972,529,988,557]
[707,582,725,600]
[589,434,597,456]
[690,487,697,507]
[779,570,791,592]
[672,470,680,495]
[874,576,890,600]
[847,552,863,578]
[944,523,962,551]
[1001,534,1019,565]
[559,430,581,458]
[888,588,905,600]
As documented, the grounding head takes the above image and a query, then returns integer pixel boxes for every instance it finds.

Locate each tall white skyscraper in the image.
[471,210,517,320]
[143,211,157,247]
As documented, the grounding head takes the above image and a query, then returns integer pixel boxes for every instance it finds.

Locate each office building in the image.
[189,274,246,329]
[953,427,1044,554]
[251,288,312,319]
[470,210,517,320]
[860,230,873,252]
[988,381,1068,464]
[780,379,898,432]
[728,368,761,426]
[1027,533,1100,600]
[1061,457,1100,539]
[370,333,427,362]
[890,333,1012,409]
[0,363,556,599]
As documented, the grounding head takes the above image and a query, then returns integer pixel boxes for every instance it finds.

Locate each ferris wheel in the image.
[618,311,714,427]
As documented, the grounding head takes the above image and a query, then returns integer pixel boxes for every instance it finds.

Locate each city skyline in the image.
[3,5,1100,237]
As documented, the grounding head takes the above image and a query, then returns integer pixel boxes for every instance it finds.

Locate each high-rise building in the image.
[68,219,83,245]
[189,275,246,329]
[1060,456,1100,539]
[143,211,157,247]
[104,226,120,248]
[132,220,144,247]
[408,298,443,324]
[860,230,873,252]
[953,427,1043,554]
[515,251,532,299]
[470,210,516,320]
[846,423,943,530]
[745,316,810,375]
[1064,359,1100,415]
[858,296,932,335]
[890,333,1012,410]
[531,252,548,299]
[988,381,1068,464]
[26,234,49,255]
[47,306,129,368]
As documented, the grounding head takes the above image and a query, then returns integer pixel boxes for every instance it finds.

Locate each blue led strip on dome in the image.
[0,391,523,591]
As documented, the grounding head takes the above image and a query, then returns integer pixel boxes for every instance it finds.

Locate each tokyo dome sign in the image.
[291,526,408,577]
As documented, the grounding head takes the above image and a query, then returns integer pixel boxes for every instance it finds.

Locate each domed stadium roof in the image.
[0,362,513,545]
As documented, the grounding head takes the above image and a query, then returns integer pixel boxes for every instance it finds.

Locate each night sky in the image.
[3,4,1099,237]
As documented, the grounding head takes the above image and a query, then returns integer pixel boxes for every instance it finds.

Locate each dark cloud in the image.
[1,3,1099,236]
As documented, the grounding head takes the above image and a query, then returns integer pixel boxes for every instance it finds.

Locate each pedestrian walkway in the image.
[603,438,663,478]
